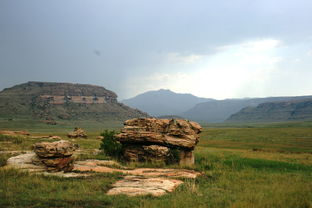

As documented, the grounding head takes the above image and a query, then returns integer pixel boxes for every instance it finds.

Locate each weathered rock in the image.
[36,135,62,140]
[6,153,46,172]
[116,118,201,150]
[178,150,194,166]
[33,140,78,172]
[0,130,30,136]
[123,145,170,162]
[115,118,201,165]
[106,176,183,197]
[73,160,201,179]
[40,157,76,172]
[6,154,201,179]
[33,140,77,158]
[49,136,62,140]
[5,153,90,177]
[96,136,104,140]
[67,127,87,138]
[6,154,200,196]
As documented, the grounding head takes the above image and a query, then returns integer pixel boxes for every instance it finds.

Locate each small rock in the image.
[0,130,30,136]
[96,136,104,140]
[67,127,87,138]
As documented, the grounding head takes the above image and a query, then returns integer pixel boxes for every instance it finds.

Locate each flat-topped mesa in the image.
[116,118,202,150]
[33,140,78,172]
[115,118,202,165]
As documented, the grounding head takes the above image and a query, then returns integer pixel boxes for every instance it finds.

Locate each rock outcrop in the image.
[33,140,78,172]
[67,127,87,138]
[6,154,201,196]
[115,118,202,165]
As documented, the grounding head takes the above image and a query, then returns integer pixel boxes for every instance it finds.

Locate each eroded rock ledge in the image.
[115,118,202,165]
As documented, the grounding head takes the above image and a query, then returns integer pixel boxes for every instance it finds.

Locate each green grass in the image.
[199,127,312,153]
[223,156,312,172]
[1,120,312,207]
[0,134,23,144]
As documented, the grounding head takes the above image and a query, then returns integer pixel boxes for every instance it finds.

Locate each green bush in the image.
[166,148,181,164]
[99,130,122,158]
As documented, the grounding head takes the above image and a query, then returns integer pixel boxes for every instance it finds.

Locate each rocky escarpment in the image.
[226,99,312,122]
[0,81,148,121]
[115,118,202,165]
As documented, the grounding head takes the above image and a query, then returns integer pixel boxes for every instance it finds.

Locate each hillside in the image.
[122,89,214,116]
[182,96,312,123]
[0,82,148,122]
[226,99,312,122]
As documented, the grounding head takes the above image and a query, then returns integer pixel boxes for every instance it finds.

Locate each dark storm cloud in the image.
[0,0,311,98]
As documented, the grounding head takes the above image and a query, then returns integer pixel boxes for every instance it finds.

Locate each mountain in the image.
[122,89,214,116]
[226,99,312,122]
[0,81,148,122]
[182,96,312,123]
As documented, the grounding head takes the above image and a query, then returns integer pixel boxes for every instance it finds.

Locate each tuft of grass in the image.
[0,154,11,167]
[0,134,23,144]
[76,153,110,161]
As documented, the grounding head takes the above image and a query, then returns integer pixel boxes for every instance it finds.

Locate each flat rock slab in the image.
[74,160,201,179]
[106,176,183,197]
[5,154,201,197]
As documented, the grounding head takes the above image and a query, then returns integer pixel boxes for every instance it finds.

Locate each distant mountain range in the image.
[122,90,312,123]
[182,96,312,122]
[0,82,148,122]
[227,98,312,122]
[122,89,213,116]
[3,83,311,124]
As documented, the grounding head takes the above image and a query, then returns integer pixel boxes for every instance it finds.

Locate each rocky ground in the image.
[5,153,201,196]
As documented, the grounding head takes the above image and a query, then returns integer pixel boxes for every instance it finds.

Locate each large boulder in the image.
[115,118,201,165]
[33,140,78,172]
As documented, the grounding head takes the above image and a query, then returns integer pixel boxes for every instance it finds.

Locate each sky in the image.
[1,0,312,100]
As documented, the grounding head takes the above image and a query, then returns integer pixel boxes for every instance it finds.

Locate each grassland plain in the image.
[0,120,312,208]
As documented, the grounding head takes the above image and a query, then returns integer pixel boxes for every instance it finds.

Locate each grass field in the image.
[1,120,312,208]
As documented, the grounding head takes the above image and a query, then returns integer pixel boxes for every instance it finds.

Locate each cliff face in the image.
[226,99,312,122]
[0,82,148,121]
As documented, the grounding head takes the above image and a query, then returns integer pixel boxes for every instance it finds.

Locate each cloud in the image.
[166,52,203,64]
[126,38,285,99]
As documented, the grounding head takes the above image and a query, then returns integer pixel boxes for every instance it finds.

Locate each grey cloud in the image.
[0,0,312,98]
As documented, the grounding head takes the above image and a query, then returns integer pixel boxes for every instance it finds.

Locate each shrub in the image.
[99,130,122,158]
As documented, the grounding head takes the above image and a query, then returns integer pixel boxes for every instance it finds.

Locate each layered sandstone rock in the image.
[33,140,78,172]
[115,118,201,165]
[67,127,87,138]
[106,176,183,197]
